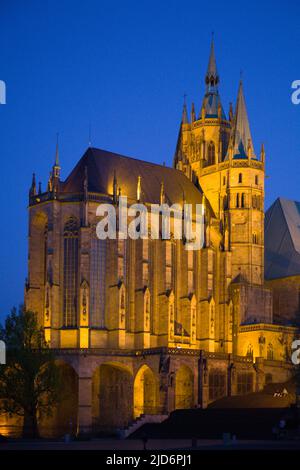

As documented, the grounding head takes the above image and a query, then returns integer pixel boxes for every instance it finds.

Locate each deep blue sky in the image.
[0,0,299,320]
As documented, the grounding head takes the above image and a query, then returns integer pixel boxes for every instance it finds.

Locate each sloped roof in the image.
[62,147,203,206]
[225,81,255,160]
[265,198,300,279]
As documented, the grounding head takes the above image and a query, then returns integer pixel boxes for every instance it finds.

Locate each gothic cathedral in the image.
[19,40,299,435]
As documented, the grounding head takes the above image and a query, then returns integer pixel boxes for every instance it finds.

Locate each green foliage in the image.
[0,306,62,436]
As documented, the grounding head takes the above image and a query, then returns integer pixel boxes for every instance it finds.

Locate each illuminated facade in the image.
[21,41,300,435]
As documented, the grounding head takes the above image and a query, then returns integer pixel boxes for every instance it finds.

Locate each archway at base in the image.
[175,365,194,410]
[92,363,133,430]
[38,360,78,438]
[133,365,159,419]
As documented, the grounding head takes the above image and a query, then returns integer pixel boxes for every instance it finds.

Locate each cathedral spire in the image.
[191,102,196,123]
[182,99,189,124]
[205,36,219,90]
[52,133,61,179]
[173,99,189,168]
[201,38,225,119]
[229,80,255,159]
[29,173,36,197]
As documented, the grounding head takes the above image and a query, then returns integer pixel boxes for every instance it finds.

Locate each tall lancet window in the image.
[207,142,215,166]
[117,238,127,281]
[165,240,173,290]
[63,217,79,327]
[187,250,194,293]
[43,223,48,283]
[142,239,149,286]
[90,236,106,327]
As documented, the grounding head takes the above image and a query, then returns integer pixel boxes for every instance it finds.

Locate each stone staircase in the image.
[118,414,169,439]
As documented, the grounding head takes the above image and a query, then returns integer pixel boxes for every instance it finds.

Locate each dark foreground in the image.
[1,437,300,450]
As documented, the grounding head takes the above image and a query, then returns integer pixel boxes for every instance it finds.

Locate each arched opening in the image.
[175,365,194,410]
[38,361,78,438]
[207,142,215,166]
[92,363,133,431]
[134,365,159,419]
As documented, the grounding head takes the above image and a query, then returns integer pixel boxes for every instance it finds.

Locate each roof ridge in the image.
[279,198,300,254]
[89,147,175,171]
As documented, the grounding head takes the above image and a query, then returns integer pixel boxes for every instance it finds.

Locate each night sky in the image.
[0,0,300,320]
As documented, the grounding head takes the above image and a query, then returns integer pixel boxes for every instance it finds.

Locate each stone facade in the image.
[15,41,300,436]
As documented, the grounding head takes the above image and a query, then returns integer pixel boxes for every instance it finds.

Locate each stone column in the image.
[228,358,237,396]
[77,376,92,436]
[254,357,265,392]
[198,352,209,408]
[167,371,176,413]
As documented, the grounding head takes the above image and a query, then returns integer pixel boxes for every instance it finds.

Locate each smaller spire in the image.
[182,96,189,124]
[191,102,196,122]
[53,133,61,179]
[29,173,36,197]
[227,80,255,159]
[38,182,42,195]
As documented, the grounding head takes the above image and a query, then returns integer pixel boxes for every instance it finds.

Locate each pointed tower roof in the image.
[201,38,226,119]
[229,81,255,159]
[205,38,219,88]
[173,124,184,166]
[182,102,189,124]
[173,101,190,166]
[54,133,60,167]
[52,133,61,180]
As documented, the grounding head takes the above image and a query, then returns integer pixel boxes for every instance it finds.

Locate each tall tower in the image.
[224,81,265,285]
[173,38,231,208]
[174,41,265,286]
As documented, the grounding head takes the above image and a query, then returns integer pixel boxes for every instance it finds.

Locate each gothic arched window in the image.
[90,234,106,328]
[165,240,173,291]
[207,142,215,166]
[63,217,79,327]
[43,223,48,283]
[241,193,245,208]
[236,193,240,208]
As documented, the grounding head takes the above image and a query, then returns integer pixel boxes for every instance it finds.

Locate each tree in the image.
[0,306,62,438]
